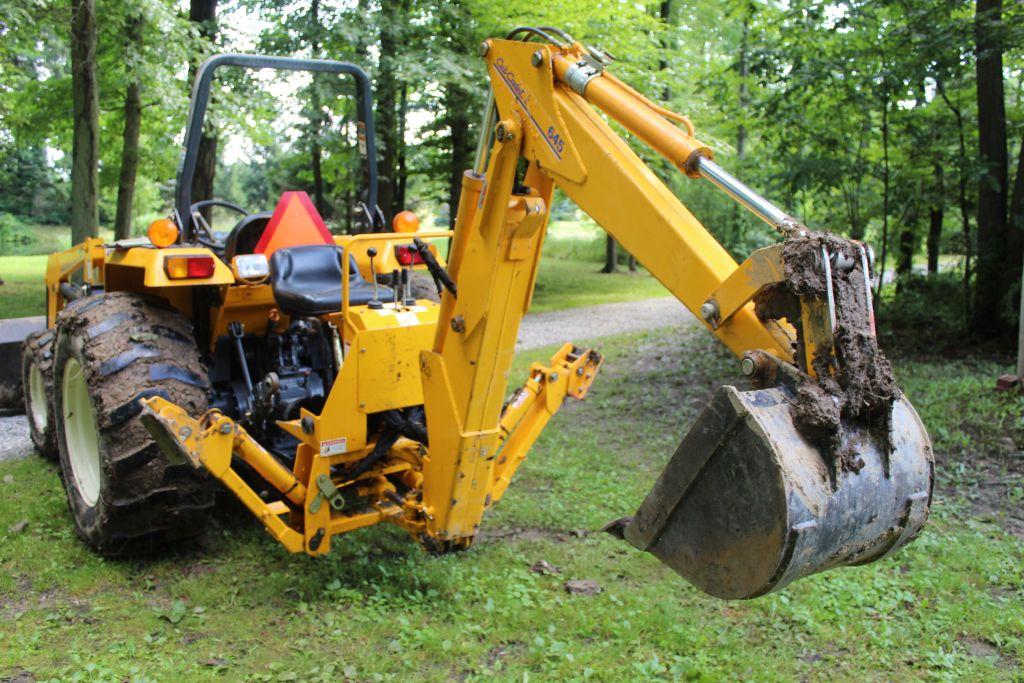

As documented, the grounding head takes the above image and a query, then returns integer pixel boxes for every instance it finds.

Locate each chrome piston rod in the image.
[695,157,802,236]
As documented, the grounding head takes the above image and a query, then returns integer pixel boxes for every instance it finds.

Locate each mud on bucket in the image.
[621,385,934,600]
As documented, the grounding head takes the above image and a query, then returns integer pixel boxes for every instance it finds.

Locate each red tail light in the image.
[165,255,216,279]
[394,244,424,266]
[187,256,216,278]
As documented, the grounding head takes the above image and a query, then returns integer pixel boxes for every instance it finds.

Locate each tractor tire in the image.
[52,292,215,556]
[22,329,58,460]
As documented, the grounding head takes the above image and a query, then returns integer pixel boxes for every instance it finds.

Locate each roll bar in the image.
[175,53,380,241]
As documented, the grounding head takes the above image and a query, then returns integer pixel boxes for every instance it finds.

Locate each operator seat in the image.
[223,211,273,261]
[268,245,392,317]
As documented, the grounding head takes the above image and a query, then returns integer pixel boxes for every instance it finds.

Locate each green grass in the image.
[529,258,666,312]
[529,219,666,312]
[1,327,1021,681]
[0,254,48,319]
[0,223,117,319]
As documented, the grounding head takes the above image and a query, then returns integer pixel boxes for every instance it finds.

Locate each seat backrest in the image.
[223,211,272,261]
[268,245,365,286]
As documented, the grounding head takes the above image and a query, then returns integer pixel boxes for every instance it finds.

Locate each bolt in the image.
[576,366,584,376]
[531,50,544,67]
[549,372,559,382]
[495,122,511,142]
[740,356,756,377]
[478,41,490,57]
[451,315,466,333]
[301,416,315,434]
[700,300,719,323]
[219,422,232,435]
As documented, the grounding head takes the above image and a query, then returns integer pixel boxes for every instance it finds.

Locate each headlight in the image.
[232,253,270,281]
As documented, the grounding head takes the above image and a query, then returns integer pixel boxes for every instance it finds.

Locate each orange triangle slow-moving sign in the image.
[254,191,333,257]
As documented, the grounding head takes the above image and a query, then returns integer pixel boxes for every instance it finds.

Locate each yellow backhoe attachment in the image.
[465,33,933,598]
[128,30,933,601]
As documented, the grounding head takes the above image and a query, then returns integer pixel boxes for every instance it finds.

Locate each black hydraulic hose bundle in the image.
[413,237,457,299]
[346,427,400,481]
[345,406,428,481]
[382,406,428,445]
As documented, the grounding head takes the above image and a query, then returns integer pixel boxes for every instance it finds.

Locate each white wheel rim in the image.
[62,357,101,506]
[28,362,48,433]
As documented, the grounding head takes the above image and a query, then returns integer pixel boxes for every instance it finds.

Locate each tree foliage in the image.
[0,0,1021,329]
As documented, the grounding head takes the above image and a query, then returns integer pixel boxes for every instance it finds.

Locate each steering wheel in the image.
[189,199,250,249]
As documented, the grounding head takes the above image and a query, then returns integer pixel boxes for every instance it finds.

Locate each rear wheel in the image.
[22,329,57,460]
[53,292,215,556]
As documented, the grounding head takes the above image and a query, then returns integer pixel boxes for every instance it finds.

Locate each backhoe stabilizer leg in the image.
[490,343,603,506]
[140,396,306,552]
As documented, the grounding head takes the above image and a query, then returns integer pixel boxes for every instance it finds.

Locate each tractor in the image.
[19,31,932,600]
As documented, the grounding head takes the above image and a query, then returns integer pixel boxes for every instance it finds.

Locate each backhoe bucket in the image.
[622,385,933,600]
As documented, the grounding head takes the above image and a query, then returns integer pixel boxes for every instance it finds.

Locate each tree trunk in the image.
[376,0,410,220]
[189,0,218,222]
[972,0,1009,330]
[114,10,143,241]
[736,9,749,161]
[70,0,99,243]
[896,218,916,290]
[1006,135,1024,299]
[1009,136,1024,347]
[445,84,472,229]
[875,99,891,298]
[308,78,326,217]
[602,237,618,273]
[311,138,325,216]
[396,84,408,211]
[927,163,944,275]
[658,0,672,99]
[307,0,327,218]
[938,81,974,322]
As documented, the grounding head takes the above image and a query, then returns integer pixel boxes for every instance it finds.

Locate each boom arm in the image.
[419,37,801,540]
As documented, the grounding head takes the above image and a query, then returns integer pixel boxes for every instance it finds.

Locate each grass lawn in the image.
[0,255,47,319]
[1,326,1021,681]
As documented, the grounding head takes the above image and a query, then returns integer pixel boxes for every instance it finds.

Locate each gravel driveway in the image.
[0,297,696,463]
[515,297,694,350]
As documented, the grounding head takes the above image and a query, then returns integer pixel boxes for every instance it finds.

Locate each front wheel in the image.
[22,329,58,460]
[53,292,215,556]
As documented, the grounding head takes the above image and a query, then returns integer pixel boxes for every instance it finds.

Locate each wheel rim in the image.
[28,362,48,433]
[62,357,101,506]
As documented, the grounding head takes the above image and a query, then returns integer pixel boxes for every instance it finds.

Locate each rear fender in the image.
[104,246,233,288]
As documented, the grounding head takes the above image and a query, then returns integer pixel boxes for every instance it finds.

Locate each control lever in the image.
[366,247,383,310]
[391,269,400,308]
[402,267,415,306]
[228,321,254,415]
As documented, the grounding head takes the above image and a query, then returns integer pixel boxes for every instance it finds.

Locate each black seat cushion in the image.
[269,245,392,316]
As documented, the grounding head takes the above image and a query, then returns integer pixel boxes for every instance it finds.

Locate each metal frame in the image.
[175,53,380,241]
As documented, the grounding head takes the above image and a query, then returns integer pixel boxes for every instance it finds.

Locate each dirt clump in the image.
[755,232,900,466]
